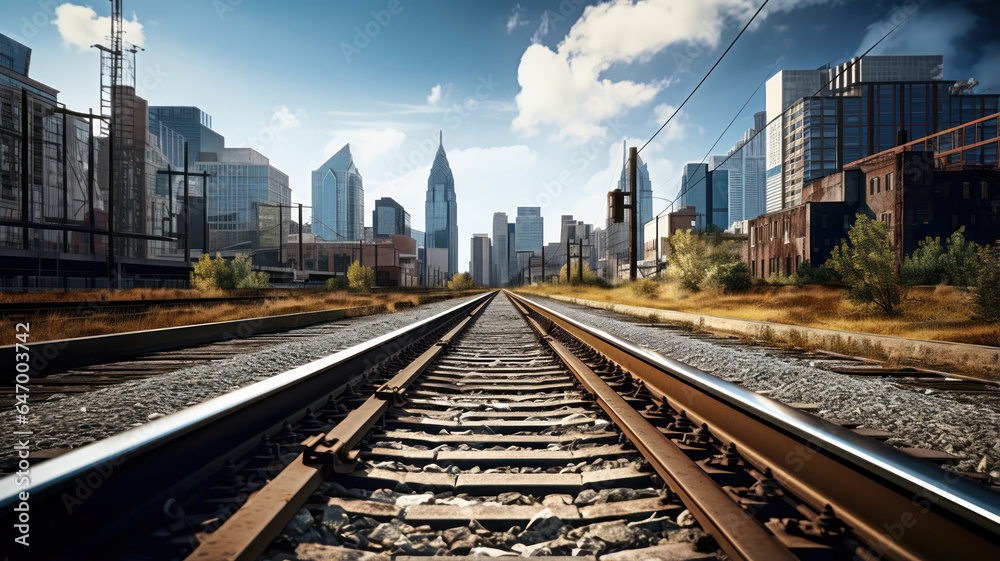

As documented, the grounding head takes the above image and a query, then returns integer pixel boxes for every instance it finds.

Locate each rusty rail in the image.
[185,293,496,561]
[506,291,1000,561]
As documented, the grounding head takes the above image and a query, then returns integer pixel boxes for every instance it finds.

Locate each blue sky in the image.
[6,0,998,269]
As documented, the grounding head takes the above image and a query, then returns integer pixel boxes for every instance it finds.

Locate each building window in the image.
[869,178,875,195]
[982,181,989,199]
[886,172,893,191]
[875,177,881,193]
[963,182,970,199]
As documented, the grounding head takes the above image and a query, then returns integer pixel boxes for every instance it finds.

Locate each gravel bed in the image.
[518,294,1000,478]
[0,295,482,464]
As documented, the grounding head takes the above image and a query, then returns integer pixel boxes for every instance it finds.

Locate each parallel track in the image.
[2,290,997,560]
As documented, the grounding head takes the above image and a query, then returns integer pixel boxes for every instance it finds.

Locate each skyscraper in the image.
[764,55,999,211]
[425,132,458,276]
[492,212,509,285]
[195,147,291,255]
[312,143,364,241]
[470,233,491,287]
[148,106,225,163]
[507,222,517,283]
[373,197,410,237]
[515,207,543,255]
[679,163,729,230]
[710,111,767,226]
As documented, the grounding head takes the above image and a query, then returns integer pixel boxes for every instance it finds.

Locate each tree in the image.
[558,262,597,284]
[666,229,711,291]
[973,246,1000,321]
[941,227,985,287]
[347,260,375,292]
[826,214,905,315]
[190,253,269,290]
[705,261,753,293]
[447,272,475,290]
[901,235,945,285]
[229,254,270,289]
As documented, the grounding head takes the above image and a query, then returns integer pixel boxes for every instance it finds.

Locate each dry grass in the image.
[517,281,1000,347]
[1,288,470,343]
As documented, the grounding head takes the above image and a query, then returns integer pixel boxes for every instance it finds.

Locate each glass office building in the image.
[312,143,364,241]
[711,111,767,225]
[515,207,543,255]
[148,106,225,163]
[680,163,729,229]
[373,197,410,237]
[765,55,1000,210]
[194,148,290,253]
[425,132,458,275]
[492,212,509,285]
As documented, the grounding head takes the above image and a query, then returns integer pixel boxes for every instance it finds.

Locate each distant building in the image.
[679,163,729,230]
[470,233,491,286]
[373,197,410,237]
[312,143,364,241]
[748,113,1000,278]
[765,55,1000,212]
[507,222,517,283]
[515,207,543,255]
[492,212,509,285]
[148,106,225,163]
[425,132,458,276]
[410,228,425,249]
[194,148,291,258]
[711,111,767,226]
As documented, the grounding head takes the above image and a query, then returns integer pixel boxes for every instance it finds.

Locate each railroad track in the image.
[2,291,998,560]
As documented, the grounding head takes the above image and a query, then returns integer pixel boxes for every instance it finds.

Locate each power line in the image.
[658,8,916,220]
[637,0,771,156]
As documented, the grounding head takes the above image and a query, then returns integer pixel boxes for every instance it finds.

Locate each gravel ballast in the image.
[1,295,483,463]
[517,294,1000,478]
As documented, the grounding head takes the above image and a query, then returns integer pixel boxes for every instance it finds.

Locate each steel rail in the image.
[506,291,1000,561]
[0,291,494,558]
[185,292,497,561]
[508,293,796,561]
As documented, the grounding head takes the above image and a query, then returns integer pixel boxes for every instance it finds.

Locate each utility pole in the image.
[629,146,638,281]
[565,236,570,282]
[540,245,545,283]
[183,142,190,265]
[578,238,584,282]
[298,203,303,271]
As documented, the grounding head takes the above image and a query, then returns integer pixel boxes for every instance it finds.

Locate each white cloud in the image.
[320,128,407,182]
[651,104,691,143]
[855,4,976,62]
[271,105,303,132]
[54,3,145,51]
[506,4,530,34]
[531,11,551,43]
[511,0,839,144]
[427,84,443,106]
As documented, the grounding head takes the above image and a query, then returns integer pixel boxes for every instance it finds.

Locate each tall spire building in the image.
[425,131,458,276]
[312,143,363,241]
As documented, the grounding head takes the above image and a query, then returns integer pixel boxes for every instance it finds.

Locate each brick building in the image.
[747,113,1000,278]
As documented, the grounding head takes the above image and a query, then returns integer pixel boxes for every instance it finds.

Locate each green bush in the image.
[901,235,945,285]
[558,262,598,284]
[447,272,475,290]
[325,277,344,290]
[796,260,835,285]
[941,227,985,287]
[826,214,905,315]
[973,247,1000,321]
[347,260,375,292]
[706,261,752,293]
[630,277,660,298]
[190,253,269,290]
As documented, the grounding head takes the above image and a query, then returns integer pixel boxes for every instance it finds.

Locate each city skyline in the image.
[4,0,999,270]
